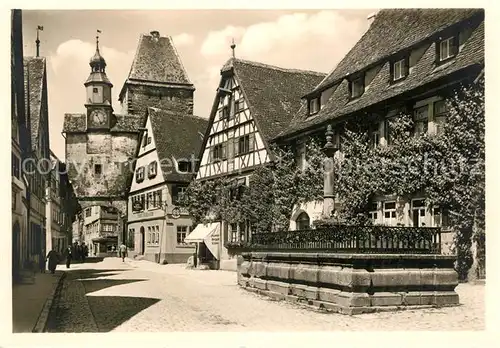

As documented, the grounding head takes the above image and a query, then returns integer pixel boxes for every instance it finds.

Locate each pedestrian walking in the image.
[64,246,72,268]
[119,243,127,262]
[46,249,59,274]
[81,242,88,263]
[38,252,46,273]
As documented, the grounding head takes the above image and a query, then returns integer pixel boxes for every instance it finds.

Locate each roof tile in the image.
[230,59,326,141]
[127,34,192,86]
[23,57,46,149]
[147,108,208,182]
[278,10,484,139]
[311,8,483,94]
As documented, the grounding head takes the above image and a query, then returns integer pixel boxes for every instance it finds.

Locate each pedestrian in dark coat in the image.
[46,249,59,274]
[64,246,72,268]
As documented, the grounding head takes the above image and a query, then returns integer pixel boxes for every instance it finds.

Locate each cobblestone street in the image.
[45,257,485,332]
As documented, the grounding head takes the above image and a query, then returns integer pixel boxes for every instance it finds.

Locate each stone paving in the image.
[46,257,485,332]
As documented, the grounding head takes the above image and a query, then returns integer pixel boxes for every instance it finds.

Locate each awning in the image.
[184,222,220,243]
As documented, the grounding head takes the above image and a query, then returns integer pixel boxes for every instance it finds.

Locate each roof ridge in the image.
[233,58,326,76]
[148,107,207,122]
[168,35,193,85]
[310,9,483,94]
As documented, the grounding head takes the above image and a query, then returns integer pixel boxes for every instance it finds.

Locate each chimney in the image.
[150,30,160,40]
[367,12,377,26]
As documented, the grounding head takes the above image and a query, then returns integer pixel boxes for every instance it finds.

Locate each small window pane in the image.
[384,202,396,210]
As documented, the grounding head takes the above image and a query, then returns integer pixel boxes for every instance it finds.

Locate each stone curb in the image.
[32,272,66,333]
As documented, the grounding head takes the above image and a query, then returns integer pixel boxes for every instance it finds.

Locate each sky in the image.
[21,9,376,160]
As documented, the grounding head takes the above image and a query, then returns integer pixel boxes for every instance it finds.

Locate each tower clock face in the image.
[90,109,107,126]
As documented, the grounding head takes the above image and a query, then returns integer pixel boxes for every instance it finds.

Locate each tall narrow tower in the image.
[85,31,113,130]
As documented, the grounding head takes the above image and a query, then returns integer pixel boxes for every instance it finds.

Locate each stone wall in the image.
[238,252,459,315]
[66,132,138,198]
[127,84,194,116]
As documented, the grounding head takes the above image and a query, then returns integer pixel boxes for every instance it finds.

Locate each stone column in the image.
[322,124,337,219]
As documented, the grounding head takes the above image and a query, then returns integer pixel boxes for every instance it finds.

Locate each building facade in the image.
[24,54,51,271]
[80,205,121,256]
[190,58,325,270]
[46,151,78,254]
[127,108,207,263]
[64,31,196,248]
[274,9,485,255]
[63,35,143,245]
[118,31,195,117]
[11,9,30,281]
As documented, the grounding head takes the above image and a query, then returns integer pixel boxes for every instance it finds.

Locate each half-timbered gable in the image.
[196,58,326,180]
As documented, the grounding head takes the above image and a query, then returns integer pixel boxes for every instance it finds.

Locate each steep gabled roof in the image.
[223,58,326,141]
[23,57,46,149]
[147,107,208,182]
[62,113,143,133]
[310,8,483,95]
[119,32,194,100]
[278,9,484,139]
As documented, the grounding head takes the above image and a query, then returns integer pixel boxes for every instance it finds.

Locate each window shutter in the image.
[249,133,255,152]
[389,60,395,81]
[404,57,410,76]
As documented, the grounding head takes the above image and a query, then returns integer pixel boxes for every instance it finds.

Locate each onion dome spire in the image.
[90,29,106,72]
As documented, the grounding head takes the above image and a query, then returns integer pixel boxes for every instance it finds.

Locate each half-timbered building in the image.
[274,9,485,255]
[190,58,325,270]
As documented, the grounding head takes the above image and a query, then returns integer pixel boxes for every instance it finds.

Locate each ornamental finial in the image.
[323,124,337,158]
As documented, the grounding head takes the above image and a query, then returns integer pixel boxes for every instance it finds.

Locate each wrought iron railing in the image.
[246,226,441,254]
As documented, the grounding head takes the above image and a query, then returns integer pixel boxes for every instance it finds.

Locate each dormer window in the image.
[308,98,320,115]
[438,36,458,62]
[177,160,192,174]
[392,58,408,81]
[148,161,157,178]
[350,77,364,99]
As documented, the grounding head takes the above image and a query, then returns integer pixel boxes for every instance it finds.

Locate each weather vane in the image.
[231,38,236,58]
[36,25,43,57]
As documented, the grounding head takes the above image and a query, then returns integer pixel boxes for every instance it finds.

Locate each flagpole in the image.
[36,26,42,57]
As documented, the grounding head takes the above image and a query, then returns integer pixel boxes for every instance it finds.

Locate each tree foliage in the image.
[178,140,324,233]
[332,78,485,279]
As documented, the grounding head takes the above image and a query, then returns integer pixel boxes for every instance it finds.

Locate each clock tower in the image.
[85,32,113,130]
